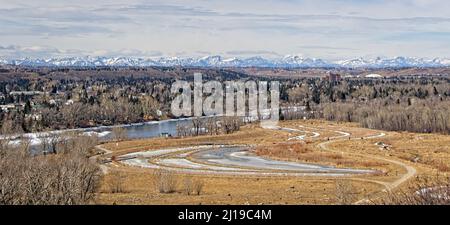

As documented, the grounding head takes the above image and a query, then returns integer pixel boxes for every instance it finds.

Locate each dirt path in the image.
[95,145,113,155]
[311,128,417,204]
[91,145,114,174]
[98,123,417,204]
[116,144,374,176]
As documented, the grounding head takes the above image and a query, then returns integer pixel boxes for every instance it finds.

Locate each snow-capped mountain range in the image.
[0,55,449,68]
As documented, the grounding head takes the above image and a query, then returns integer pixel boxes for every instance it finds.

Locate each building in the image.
[0,103,25,112]
[9,91,45,96]
[323,72,341,82]
[0,104,16,112]
[365,74,383,78]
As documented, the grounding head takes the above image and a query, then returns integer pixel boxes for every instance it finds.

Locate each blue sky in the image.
[0,0,449,60]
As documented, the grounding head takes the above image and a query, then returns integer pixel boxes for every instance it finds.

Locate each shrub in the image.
[379,176,450,205]
[183,177,193,195]
[0,142,101,205]
[193,179,204,195]
[335,179,357,205]
[154,169,178,193]
[107,171,127,193]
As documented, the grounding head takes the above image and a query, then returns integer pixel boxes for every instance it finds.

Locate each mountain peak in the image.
[0,55,449,68]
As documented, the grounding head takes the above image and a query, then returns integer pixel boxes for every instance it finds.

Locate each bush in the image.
[154,169,178,193]
[0,143,101,205]
[193,179,204,195]
[335,179,357,205]
[182,177,204,196]
[107,171,127,193]
[379,176,450,205]
[183,177,194,195]
[0,134,101,205]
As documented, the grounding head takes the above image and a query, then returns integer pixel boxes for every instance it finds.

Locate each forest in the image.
[0,66,449,135]
[286,76,450,134]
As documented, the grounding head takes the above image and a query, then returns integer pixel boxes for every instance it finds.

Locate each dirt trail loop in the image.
[115,144,374,177]
[100,125,377,177]
[264,125,322,141]
[98,123,417,204]
[90,145,114,174]
[303,126,417,204]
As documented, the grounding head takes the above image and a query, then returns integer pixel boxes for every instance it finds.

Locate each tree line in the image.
[284,76,450,134]
[1,68,449,134]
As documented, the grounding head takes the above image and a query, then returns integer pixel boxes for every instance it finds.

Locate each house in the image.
[65,99,74,105]
[9,91,44,96]
[0,104,16,112]
[160,132,171,138]
[0,103,25,112]
[48,99,57,106]
[25,113,42,121]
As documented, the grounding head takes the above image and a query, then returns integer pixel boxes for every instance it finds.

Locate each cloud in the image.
[0,45,66,58]
[297,45,357,51]
[225,50,281,57]
[90,49,164,58]
[0,45,163,59]
[113,4,218,16]
[0,0,450,59]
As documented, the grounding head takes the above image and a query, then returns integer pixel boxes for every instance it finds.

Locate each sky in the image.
[0,0,449,60]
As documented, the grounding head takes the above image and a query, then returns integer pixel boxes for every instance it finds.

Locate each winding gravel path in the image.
[99,123,417,203]
[117,144,375,176]
[301,125,417,204]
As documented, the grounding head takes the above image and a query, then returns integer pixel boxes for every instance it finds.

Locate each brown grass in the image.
[95,119,450,205]
[254,142,388,169]
[96,169,382,205]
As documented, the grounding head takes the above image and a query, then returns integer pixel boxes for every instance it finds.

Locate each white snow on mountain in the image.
[334,57,450,68]
[438,58,450,66]
[276,55,334,68]
[335,57,373,68]
[0,55,449,68]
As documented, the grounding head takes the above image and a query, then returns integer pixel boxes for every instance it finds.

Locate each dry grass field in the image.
[97,167,382,205]
[95,119,450,205]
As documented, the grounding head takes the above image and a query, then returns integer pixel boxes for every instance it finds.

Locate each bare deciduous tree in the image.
[107,171,127,193]
[0,134,101,205]
[112,126,128,141]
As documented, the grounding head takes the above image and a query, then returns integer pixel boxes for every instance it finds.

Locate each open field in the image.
[97,170,382,205]
[96,119,450,205]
